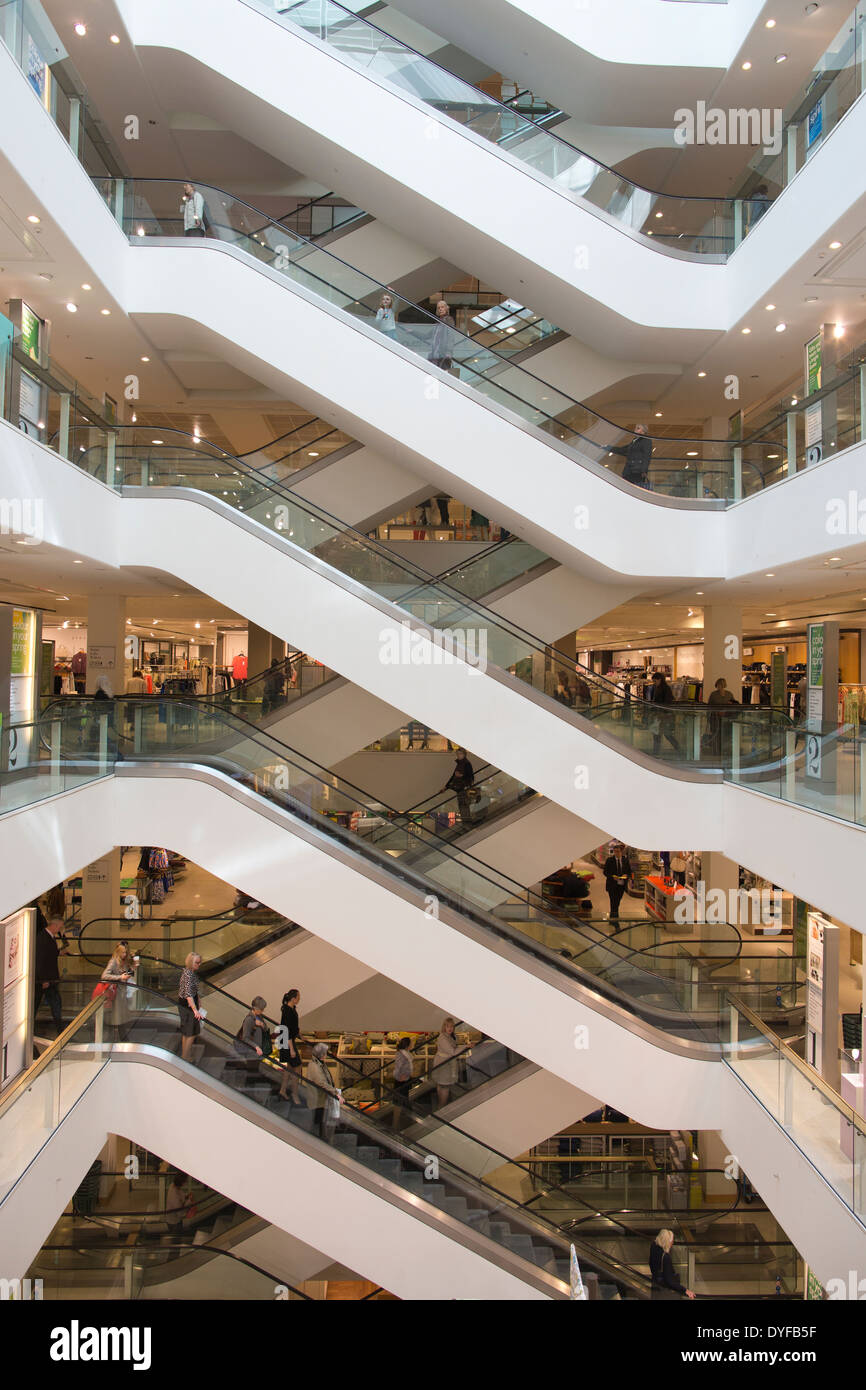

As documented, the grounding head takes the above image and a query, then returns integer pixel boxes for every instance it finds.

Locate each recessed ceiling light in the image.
[829,240,842,250]
[741,327,751,334]
[696,591,704,595]
[100,308,111,315]
[38,273,52,280]
[765,303,775,310]
[741,60,752,70]
[805,296,818,303]
[766,613,777,618]
[768,454,779,460]
[110,33,120,43]
[829,556,841,562]
[308,450,319,456]
[775,53,787,62]
[654,212,663,219]
[775,322,787,332]
[74,22,86,36]
[195,621,201,629]
[765,17,776,26]
[765,573,775,578]
[834,324,845,339]
[790,396,798,405]
[140,356,150,362]
[697,370,707,378]
[66,302,77,313]
[27,214,40,224]
[686,450,698,456]
[73,559,83,564]
[654,412,662,418]
[81,283,92,291]
[151,439,164,444]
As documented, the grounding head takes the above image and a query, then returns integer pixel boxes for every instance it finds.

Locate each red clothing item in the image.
[232,654,248,680]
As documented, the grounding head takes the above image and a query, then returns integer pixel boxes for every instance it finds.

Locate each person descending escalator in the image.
[608,423,652,490]
[443,748,475,827]
[649,672,680,756]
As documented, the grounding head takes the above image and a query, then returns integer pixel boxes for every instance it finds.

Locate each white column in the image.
[85,594,127,696]
[81,851,124,937]
[701,604,742,695]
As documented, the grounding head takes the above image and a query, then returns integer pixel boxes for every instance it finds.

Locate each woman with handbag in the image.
[177,953,203,1061]
[433,1017,461,1108]
[306,1042,342,1142]
[96,942,137,1033]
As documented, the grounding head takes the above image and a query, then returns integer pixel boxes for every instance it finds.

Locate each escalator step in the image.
[399,1171,425,1193]
[530,1245,555,1269]
[355,1147,382,1169]
[504,1234,535,1258]
[442,1197,469,1222]
[377,1160,402,1180]
[266,1098,292,1119]
[600,1284,621,1300]
[425,1186,448,1207]
[489,1222,512,1243]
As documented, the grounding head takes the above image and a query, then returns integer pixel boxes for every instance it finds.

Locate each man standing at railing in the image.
[608,424,652,491]
[181,183,206,237]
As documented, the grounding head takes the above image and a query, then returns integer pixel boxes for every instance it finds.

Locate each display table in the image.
[644,875,693,927]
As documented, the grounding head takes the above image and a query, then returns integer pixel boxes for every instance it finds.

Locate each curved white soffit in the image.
[106,0,866,335]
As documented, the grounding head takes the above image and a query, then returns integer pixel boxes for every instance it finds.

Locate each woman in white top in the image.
[375,292,397,339]
[180,183,205,236]
[101,942,137,1029]
[433,1017,461,1109]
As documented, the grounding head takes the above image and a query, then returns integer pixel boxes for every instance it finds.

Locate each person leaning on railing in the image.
[608,424,652,490]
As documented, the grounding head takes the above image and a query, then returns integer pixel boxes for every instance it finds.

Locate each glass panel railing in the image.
[724,995,866,1224]
[0,712,111,815]
[0,997,108,1207]
[427,537,551,602]
[69,905,301,979]
[31,1243,312,1300]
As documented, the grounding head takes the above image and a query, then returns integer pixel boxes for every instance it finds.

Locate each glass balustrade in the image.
[724,996,866,1225]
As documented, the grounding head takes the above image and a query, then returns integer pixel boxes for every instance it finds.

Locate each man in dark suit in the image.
[602,845,631,926]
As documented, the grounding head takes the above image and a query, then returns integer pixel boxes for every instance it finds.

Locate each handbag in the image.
[91,981,117,1004]
[325,1093,341,1123]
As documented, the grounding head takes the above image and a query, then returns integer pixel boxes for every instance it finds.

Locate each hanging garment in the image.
[232,653,248,681]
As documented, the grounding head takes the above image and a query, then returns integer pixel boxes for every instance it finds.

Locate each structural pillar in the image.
[81,850,124,933]
[85,594,128,696]
[701,604,742,696]
[248,623,286,678]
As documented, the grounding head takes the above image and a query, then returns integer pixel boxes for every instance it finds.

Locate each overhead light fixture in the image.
[765,572,775,578]
[765,612,777,617]
[74,22,87,36]
[775,322,787,332]
[697,370,707,378]
[110,33,120,43]
[73,559,83,564]
[687,450,698,456]
[791,396,798,405]
[829,240,842,250]
[27,214,40,224]
[308,450,319,457]
[654,411,662,418]
[768,454,779,460]
[654,211,663,219]
[195,621,201,629]
[81,283,92,291]
[100,308,111,315]
[775,53,787,62]
[834,324,845,339]
[741,60,752,70]
[137,227,145,237]
[66,302,77,313]
[151,439,164,445]
[741,327,751,334]
[828,556,841,562]
[765,303,775,311]
[696,591,704,595]
[38,273,52,281]
[765,17,776,26]
[805,296,819,303]
[140,356,150,362]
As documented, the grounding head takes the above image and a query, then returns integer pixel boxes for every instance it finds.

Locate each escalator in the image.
[1,989,652,1299]
[106,0,866,345]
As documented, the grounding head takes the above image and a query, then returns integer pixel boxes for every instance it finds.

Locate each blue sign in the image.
[807,98,824,150]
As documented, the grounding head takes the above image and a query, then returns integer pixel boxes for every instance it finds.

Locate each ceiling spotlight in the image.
[765,612,777,617]
[27,214,40,224]
[696,591,704,595]
[775,53,787,62]
[791,396,798,405]
[741,60,752,70]
[654,411,662,418]
[765,303,775,311]
[73,22,87,36]
[765,17,776,26]
[654,211,663,219]
[151,439,164,445]
[137,227,145,237]
[765,572,775,578]
[834,324,845,339]
[66,302,77,313]
[100,308,111,315]
[775,322,787,332]
[308,450,319,457]
[698,370,707,378]
[81,283,92,291]
[140,356,150,362]
[195,621,201,629]
[829,240,842,250]
[38,273,53,281]
[73,559,83,564]
[686,450,698,456]
[741,327,751,334]
[110,33,120,43]
[805,296,819,303]
[805,3,819,14]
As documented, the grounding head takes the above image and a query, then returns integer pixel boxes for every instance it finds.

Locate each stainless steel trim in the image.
[119,484,724,787]
[114,762,722,1061]
[110,1046,568,1297]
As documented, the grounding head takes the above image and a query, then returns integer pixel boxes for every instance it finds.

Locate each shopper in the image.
[391,1035,413,1127]
[126,669,148,696]
[177,952,203,1061]
[434,492,451,529]
[261,658,286,716]
[433,1017,461,1108]
[307,1041,342,1142]
[706,675,738,755]
[649,1229,695,1299]
[603,844,630,926]
[546,864,591,907]
[444,748,475,827]
[428,299,457,371]
[745,184,771,234]
[278,988,303,1102]
[671,852,687,887]
[181,182,206,236]
[572,676,592,712]
[237,996,269,1060]
[375,292,398,339]
[554,673,572,706]
[608,424,652,490]
[99,942,137,1033]
[649,672,680,755]
[34,914,69,1036]
[165,1173,193,1234]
